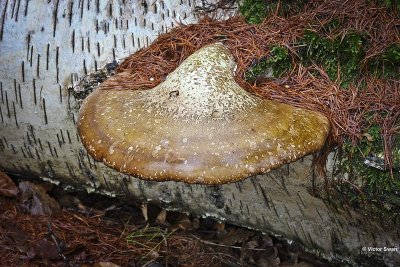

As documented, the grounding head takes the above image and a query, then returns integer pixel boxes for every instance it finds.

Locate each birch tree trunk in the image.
[0,1,398,266]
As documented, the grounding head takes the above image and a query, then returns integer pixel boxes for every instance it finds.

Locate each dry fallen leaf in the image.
[215,222,225,232]
[257,253,280,267]
[32,238,61,260]
[0,171,19,197]
[19,181,60,216]
[172,214,195,231]
[218,228,254,246]
[155,209,167,225]
[82,262,122,267]
[362,133,373,141]
[0,220,30,254]
[96,262,121,267]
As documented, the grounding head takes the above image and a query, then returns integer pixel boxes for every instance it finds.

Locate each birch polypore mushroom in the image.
[78,43,330,184]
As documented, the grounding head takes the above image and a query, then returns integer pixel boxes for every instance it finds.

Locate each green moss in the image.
[245,45,291,81]
[375,0,400,13]
[322,18,342,33]
[244,29,366,84]
[335,122,400,222]
[275,0,307,16]
[239,0,268,24]
[299,30,366,86]
[239,0,307,24]
[369,43,400,78]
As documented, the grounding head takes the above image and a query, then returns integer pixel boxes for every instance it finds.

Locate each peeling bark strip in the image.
[0,1,398,266]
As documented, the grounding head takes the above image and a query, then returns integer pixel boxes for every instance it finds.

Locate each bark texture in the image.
[0,1,398,266]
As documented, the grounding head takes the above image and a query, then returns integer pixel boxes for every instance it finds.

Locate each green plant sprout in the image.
[126,225,177,262]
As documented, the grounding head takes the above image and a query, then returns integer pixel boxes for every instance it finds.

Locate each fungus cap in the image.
[78,43,330,184]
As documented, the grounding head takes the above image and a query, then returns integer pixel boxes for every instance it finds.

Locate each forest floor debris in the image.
[0,174,332,267]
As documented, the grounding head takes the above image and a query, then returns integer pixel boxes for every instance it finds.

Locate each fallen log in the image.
[0,1,398,266]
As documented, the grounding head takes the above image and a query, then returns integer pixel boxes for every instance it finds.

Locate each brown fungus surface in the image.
[78,43,330,184]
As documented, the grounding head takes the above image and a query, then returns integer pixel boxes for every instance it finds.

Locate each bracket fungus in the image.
[78,43,330,184]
